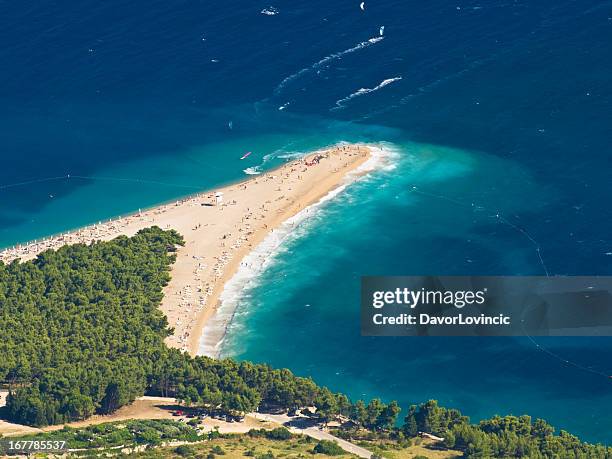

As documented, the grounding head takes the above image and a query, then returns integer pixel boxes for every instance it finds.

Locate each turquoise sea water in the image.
[0,113,393,248]
[219,141,612,442]
[2,0,611,443]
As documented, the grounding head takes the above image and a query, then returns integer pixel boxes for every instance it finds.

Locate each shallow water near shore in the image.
[220,141,612,442]
[2,0,612,443]
[0,115,394,249]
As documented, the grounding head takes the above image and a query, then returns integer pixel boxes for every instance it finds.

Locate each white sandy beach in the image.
[1,144,379,356]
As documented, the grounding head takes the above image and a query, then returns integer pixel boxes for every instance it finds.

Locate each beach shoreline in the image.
[199,144,392,357]
[0,143,377,356]
[183,143,378,356]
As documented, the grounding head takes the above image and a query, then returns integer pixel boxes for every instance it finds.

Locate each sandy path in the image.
[0,144,374,355]
[2,392,371,459]
[253,412,374,458]
[0,395,275,437]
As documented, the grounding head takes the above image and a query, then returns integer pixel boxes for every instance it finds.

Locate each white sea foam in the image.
[261,6,279,15]
[243,149,299,177]
[277,152,304,160]
[243,167,262,175]
[333,76,402,110]
[273,36,385,96]
[198,143,398,357]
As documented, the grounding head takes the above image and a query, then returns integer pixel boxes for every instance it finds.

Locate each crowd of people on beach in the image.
[0,198,198,264]
[166,148,368,351]
[1,145,368,354]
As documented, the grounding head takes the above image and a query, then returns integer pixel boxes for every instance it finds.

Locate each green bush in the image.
[2,419,200,450]
[265,427,292,441]
[174,444,196,457]
[313,440,344,456]
[135,427,162,445]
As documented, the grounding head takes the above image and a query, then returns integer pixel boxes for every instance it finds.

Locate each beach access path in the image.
[252,412,374,458]
[1,394,372,458]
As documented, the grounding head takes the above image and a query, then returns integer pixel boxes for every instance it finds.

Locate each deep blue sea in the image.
[1,0,611,443]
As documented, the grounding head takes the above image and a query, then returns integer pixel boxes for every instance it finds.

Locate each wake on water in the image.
[242,145,317,177]
[261,6,279,16]
[332,76,402,110]
[273,35,385,97]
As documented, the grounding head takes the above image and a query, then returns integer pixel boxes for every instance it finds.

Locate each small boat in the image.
[240,151,252,160]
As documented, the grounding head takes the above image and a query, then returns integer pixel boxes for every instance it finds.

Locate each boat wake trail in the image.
[332,77,402,110]
[241,142,305,176]
[273,36,385,97]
